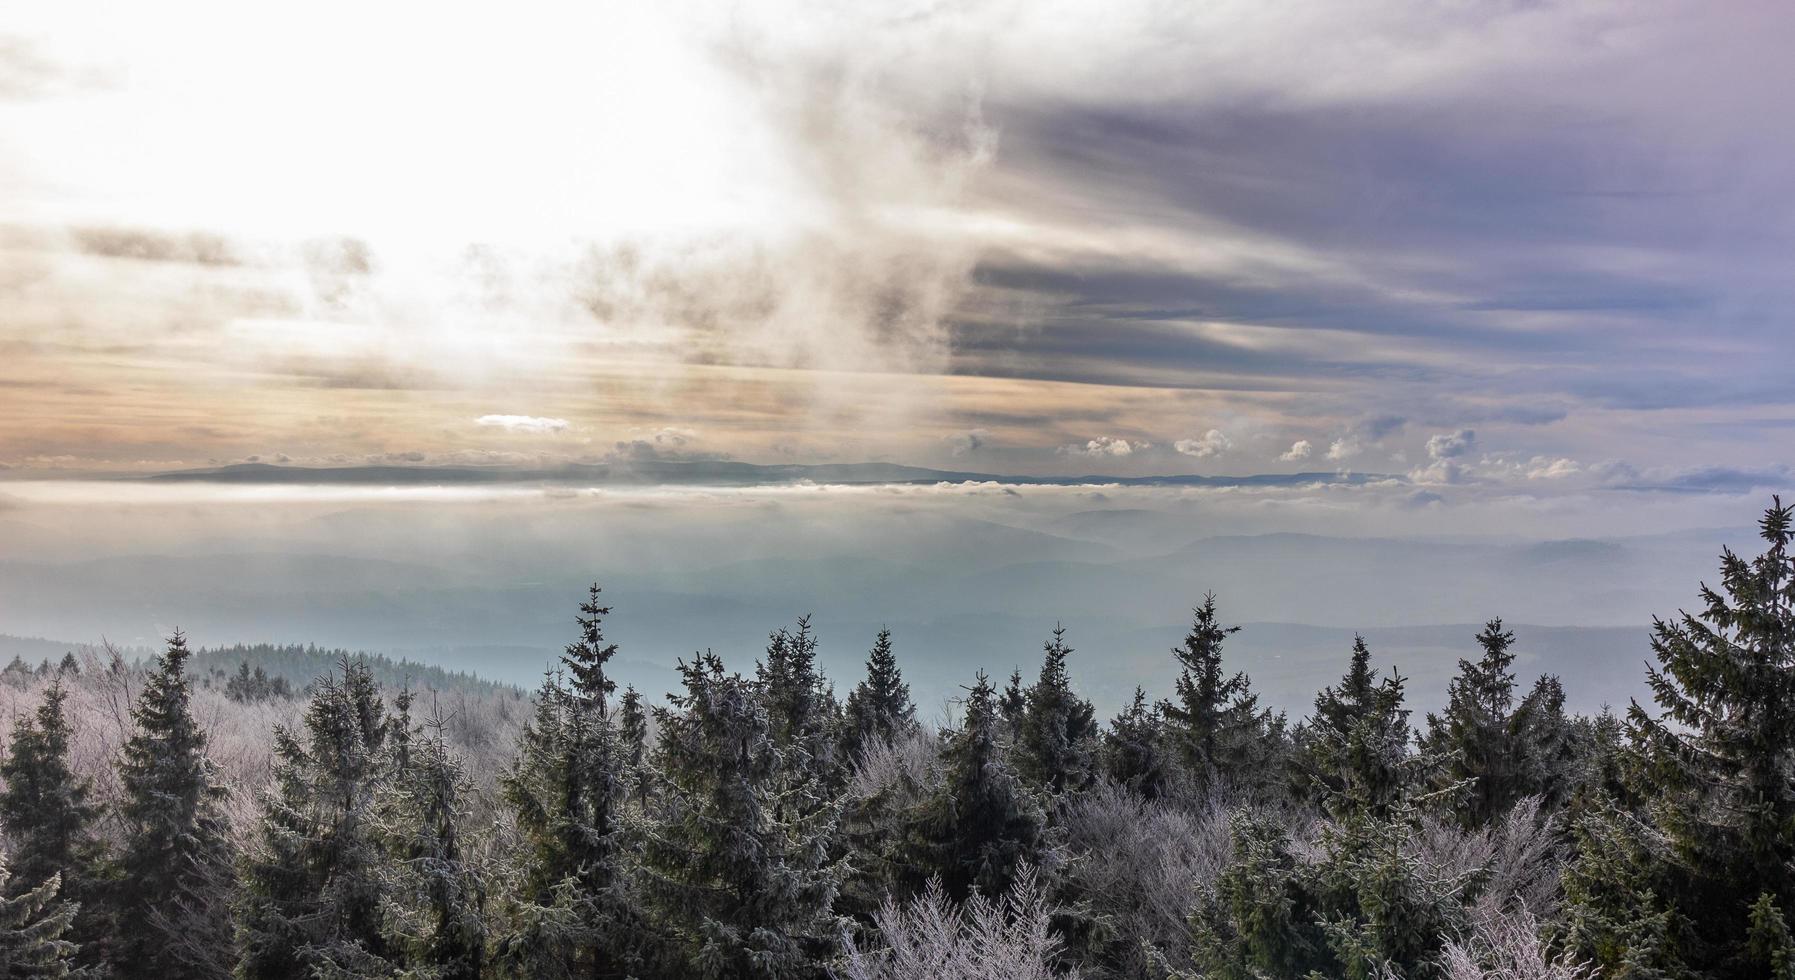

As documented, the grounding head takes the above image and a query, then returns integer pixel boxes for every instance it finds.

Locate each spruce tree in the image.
[1102,687,1171,799]
[376,702,486,980]
[1298,636,1414,818]
[637,653,846,979]
[905,670,1047,901]
[1015,625,1097,794]
[0,855,80,979]
[757,618,843,782]
[998,668,1027,742]
[1161,594,1277,792]
[113,632,233,980]
[1628,497,1795,976]
[841,628,915,762]
[618,685,652,805]
[497,585,641,979]
[1421,619,1540,825]
[0,682,104,914]
[235,657,398,979]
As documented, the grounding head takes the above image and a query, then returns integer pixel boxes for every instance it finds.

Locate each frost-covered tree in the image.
[0,682,104,933]
[1298,636,1415,818]
[1015,625,1097,795]
[1423,620,1562,826]
[837,868,1071,980]
[842,628,915,762]
[497,585,642,979]
[618,684,652,804]
[376,701,485,980]
[637,653,846,979]
[1627,497,1795,977]
[906,671,1048,902]
[0,855,80,979]
[113,632,233,980]
[235,657,399,979]
[1161,594,1280,792]
[758,617,844,785]
[1101,687,1172,800]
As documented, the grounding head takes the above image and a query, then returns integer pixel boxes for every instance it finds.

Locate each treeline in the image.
[2,502,1795,979]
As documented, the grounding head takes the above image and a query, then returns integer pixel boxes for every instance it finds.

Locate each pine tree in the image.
[0,854,80,979]
[637,653,846,979]
[906,671,1048,902]
[1422,619,1537,825]
[1161,594,1277,792]
[235,656,399,979]
[842,628,915,762]
[497,585,642,979]
[1629,497,1795,976]
[1015,625,1097,794]
[1298,636,1414,818]
[113,631,234,980]
[1102,687,1171,799]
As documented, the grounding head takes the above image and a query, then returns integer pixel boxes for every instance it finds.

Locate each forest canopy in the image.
[2,499,1795,980]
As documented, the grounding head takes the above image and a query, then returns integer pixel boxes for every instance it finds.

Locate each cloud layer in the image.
[2,1,1793,493]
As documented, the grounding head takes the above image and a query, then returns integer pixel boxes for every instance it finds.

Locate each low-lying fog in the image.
[0,478,1765,718]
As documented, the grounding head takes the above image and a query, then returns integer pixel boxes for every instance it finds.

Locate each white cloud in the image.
[1525,456,1581,480]
[1326,437,1361,461]
[1279,439,1313,461]
[1059,436,1145,458]
[1409,459,1468,485]
[1174,429,1232,458]
[1426,428,1476,460]
[477,414,571,434]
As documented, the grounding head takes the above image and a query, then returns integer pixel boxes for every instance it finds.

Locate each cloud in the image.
[1280,439,1313,461]
[1425,429,1476,460]
[1408,459,1469,486]
[1326,438,1361,462]
[1059,436,1145,458]
[946,429,991,457]
[609,427,717,462]
[476,415,571,434]
[1173,429,1231,458]
[1525,457,1580,480]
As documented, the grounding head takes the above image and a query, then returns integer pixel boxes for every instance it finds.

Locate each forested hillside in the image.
[2,501,1795,979]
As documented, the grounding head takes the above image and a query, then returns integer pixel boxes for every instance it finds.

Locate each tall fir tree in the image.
[618,685,652,805]
[1161,594,1279,792]
[0,680,106,963]
[637,653,846,979]
[235,657,399,979]
[497,585,642,979]
[841,628,915,762]
[0,854,80,979]
[1015,625,1098,794]
[757,618,844,784]
[1414,617,1558,825]
[1298,636,1415,818]
[113,632,233,980]
[1627,497,1795,977]
[905,670,1048,901]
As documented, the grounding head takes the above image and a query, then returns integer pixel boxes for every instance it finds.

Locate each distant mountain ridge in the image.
[142,460,1393,488]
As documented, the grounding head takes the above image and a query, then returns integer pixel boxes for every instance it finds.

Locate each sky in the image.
[3,2,1794,706]
[2,0,1791,494]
